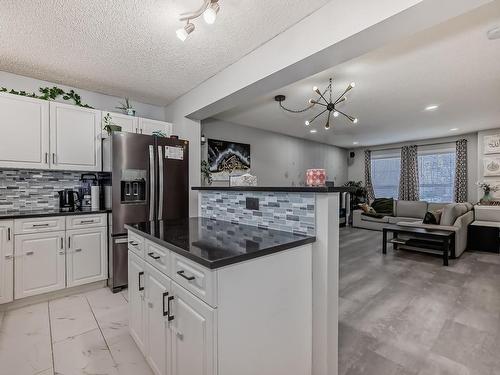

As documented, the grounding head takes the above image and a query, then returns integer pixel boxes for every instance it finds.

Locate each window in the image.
[371,152,401,199]
[418,148,456,203]
[370,146,456,202]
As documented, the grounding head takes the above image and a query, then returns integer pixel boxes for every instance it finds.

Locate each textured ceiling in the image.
[215,1,500,148]
[0,0,330,105]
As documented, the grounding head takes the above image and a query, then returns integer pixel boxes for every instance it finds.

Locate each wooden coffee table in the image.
[382,225,455,266]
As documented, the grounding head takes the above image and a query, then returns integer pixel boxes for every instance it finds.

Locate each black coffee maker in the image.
[58,189,80,212]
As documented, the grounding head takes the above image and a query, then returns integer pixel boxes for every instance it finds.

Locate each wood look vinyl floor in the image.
[340,227,500,375]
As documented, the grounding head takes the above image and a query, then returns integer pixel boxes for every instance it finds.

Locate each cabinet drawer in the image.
[144,240,170,276]
[128,231,145,258]
[171,253,217,307]
[14,216,65,234]
[66,214,106,229]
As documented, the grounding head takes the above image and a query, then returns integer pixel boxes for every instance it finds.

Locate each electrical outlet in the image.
[246,197,259,210]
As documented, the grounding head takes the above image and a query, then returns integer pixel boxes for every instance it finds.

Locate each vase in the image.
[482,190,493,203]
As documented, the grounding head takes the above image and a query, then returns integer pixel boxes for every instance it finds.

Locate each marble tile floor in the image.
[0,288,152,375]
[340,227,500,375]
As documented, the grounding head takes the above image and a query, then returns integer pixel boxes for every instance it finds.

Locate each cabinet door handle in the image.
[26,251,34,256]
[138,271,144,291]
[32,223,49,227]
[60,237,63,249]
[80,220,95,224]
[7,227,11,241]
[68,237,71,248]
[148,252,161,260]
[162,292,169,317]
[129,241,139,246]
[177,270,195,281]
[167,295,174,321]
[45,152,48,164]
[75,248,82,253]
[52,153,56,164]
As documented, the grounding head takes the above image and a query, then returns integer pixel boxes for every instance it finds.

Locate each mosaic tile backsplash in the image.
[200,191,316,236]
[0,169,83,213]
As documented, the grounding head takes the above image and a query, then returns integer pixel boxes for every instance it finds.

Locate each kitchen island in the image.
[126,217,315,375]
[193,186,341,375]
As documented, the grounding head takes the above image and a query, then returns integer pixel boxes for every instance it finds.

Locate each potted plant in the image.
[201,160,213,185]
[116,97,135,116]
[343,181,368,206]
[103,113,122,135]
[477,181,499,204]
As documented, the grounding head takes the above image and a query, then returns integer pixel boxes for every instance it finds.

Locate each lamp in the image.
[177,0,221,40]
[176,22,195,42]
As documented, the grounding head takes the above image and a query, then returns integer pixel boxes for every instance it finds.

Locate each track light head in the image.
[203,1,220,24]
[176,22,195,41]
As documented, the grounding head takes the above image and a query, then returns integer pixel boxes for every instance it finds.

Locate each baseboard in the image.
[0,280,108,312]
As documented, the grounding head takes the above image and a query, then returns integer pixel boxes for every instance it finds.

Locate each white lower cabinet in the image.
[0,220,14,304]
[128,250,215,375]
[14,231,66,299]
[129,251,147,355]
[66,227,107,287]
[145,263,171,375]
[128,230,312,375]
[170,282,216,375]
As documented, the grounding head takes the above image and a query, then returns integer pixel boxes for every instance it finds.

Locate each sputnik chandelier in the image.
[176,0,220,41]
[275,78,358,130]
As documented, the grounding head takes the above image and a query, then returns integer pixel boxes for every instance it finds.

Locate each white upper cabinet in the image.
[0,93,50,169]
[138,118,172,136]
[103,111,139,134]
[0,220,14,304]
[50,102,101,171]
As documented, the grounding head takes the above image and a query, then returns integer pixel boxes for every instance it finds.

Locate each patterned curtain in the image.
[364,150,375,202]
[399,145,420,201]
[454,139,468,203]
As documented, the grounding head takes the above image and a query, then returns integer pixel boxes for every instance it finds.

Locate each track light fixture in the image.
[176,0,221,41]
[275,78,358,131]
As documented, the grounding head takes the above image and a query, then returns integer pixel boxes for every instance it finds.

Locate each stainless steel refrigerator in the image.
[103,132,189,292]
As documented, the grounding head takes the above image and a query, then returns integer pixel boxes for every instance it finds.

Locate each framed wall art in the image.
[208,139,251,181]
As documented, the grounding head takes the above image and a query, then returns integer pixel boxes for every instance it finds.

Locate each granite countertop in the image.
[0,208,111,220]
[192,186,356,193]
[125,217,316,269]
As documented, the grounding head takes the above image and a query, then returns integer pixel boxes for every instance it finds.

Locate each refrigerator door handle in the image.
[149,145,155,221]
[158,145,164,220]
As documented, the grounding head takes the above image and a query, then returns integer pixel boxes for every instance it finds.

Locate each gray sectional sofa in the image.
[353,200,474,257]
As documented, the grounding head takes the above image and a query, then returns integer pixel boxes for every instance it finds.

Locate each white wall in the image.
[0,71,166,121]
[347,133,478,202]
[202,119,348,187]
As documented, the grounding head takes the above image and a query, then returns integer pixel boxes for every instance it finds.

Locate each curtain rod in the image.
[369,140,460,153]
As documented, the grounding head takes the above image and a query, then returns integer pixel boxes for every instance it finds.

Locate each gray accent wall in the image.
[201,118,348,187]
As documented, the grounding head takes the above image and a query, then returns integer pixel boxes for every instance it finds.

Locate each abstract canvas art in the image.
[208,139,251,180]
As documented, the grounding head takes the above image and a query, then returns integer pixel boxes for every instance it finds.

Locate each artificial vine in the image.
[0,86,93,108]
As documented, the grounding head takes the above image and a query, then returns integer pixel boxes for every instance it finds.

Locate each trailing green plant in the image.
[0,86,93,108]
[201,160,213,185]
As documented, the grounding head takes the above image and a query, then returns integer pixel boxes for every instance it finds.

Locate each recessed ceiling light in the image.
[310,129,317,133]
[450,128,459,131]
[353,141,359,145]
[425,105,439,111]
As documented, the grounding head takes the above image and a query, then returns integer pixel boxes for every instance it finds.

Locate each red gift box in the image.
[306,169,326,186]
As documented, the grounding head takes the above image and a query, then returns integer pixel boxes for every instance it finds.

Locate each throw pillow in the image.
[358,203,376,214]
[422,209,442,225]
[371,198,394,216]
